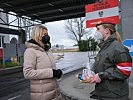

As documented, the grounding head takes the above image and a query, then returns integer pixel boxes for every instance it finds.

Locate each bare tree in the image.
[64,17,93,44]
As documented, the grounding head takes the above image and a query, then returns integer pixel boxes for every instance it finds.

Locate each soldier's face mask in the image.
[94,31,104,40]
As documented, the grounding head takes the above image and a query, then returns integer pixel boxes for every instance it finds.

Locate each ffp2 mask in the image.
[94,31,103,40]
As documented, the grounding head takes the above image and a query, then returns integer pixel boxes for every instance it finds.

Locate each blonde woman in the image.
[85,19,132,100]
[23,25,63,100]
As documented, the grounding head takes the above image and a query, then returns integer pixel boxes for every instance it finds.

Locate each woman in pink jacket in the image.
[23,25,63,100]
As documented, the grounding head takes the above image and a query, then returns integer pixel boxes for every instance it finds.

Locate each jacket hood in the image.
[25,39,44,51]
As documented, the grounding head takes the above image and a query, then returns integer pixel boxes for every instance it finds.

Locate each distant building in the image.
[0,9,10,47]
[51,45,64,51]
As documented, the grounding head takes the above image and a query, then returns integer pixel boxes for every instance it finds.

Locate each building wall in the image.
[120,0,133,39]
[120,0,133,86]
[0,9,10,45]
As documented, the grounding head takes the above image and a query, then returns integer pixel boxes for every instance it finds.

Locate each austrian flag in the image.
[85,0,119,28]
[116,62,132,76]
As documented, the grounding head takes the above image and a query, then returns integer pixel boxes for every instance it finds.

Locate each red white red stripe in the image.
[86,16,119,27]
[116,62,132,76]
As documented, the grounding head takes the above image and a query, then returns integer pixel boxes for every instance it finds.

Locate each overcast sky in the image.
[45,20,96,47]
[45,20,76,47]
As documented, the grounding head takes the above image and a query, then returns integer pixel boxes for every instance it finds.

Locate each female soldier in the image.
[86,20,132,100]
[23,25,63,100]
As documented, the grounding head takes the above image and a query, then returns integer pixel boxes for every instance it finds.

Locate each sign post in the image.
[85,0,119,28]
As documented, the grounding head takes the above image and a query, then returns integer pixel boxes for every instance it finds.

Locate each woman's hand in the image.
[90,74,101,83]
[84,75,94,83]
[53,69,63,79]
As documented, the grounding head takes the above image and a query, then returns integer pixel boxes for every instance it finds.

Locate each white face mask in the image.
[94,31,104,40]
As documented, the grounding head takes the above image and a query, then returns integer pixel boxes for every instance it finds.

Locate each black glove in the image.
[44,42,51,51]
[53,69,63,79]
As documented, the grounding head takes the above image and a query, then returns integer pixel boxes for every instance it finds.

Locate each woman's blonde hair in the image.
[31,25,47,42]
[102,23,122,43]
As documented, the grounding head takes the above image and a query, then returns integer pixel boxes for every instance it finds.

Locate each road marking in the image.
[8,95,21,100]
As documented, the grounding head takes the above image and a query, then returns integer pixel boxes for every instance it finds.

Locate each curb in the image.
[61,90,79,100]
[59,69,84,100]
[0,66,22,76]
[129,83,133,88]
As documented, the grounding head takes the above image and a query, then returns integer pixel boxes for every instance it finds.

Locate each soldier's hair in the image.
[102,23,122,43]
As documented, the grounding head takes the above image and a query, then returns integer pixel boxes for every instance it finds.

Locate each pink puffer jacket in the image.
[23,42,62,100]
